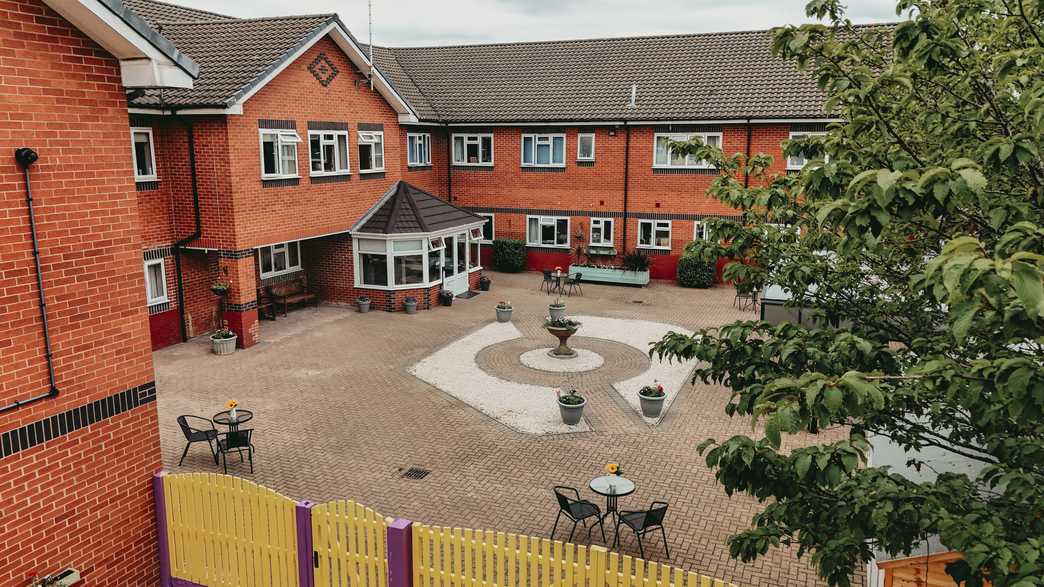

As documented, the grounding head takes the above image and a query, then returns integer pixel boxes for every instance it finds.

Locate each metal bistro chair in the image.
[217,428,255,474]
[613,501,670,559]
[565,272,583,297]
[540,269,554,294]
[551,486,606,543]
[176,415,219,466]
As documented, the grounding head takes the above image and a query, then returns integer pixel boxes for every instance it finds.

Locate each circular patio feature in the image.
[519,348,604,373]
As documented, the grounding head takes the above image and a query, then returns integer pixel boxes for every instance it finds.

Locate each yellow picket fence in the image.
[312,499,390,587]
[163,473,299,587]
[411,524,736,587]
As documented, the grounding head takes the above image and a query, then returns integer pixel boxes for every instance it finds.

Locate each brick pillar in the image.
[219,255,259,348]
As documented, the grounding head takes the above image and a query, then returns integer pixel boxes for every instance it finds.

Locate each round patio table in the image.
[550,271,568,294]
[589,474,635,526]
[213,409,253,432]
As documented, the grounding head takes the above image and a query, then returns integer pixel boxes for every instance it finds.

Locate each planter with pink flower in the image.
[638,381,666,418]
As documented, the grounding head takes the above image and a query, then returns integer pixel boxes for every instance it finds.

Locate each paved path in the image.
[154,271,841,587]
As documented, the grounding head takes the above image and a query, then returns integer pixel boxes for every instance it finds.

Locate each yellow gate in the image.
[163,473,299,586]
[311,499,390,586]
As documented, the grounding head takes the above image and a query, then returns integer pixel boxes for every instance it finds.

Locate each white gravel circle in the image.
[519,348,605,372]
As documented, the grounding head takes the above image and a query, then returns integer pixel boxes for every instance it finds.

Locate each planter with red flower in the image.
[638,381,666,418]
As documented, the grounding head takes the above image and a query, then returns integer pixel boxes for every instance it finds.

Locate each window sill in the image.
[147,299,169,307]
[135,176,159,182]
[452,163,494,168]
[637,246,672,251]
[407,163,432,169]
[526,244,571,249]
[310,171,350,178]
[259,268,304,281]
[521,164,566,169]
[359,169,386,174]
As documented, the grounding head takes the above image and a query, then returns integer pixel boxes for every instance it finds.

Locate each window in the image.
[358,131,385,172]
[392,239,425,285]
[407,133,431,166]
[526,216,569,247]
[257,241,301,279]
[428,237,444,281]
[653,133,721,169]
[260,130,302,178]
[476,214,495,242]
[577,133,595,161]
[693,220,710,241]
[131,128,157,181]
[590,218,614,246]
[452,134,493,165]
[521,134,565,167]
[144,258,167,306]
[357,238,389,286]
[309,131,349,175]
[787,132,827,170]
[638,220,672,249]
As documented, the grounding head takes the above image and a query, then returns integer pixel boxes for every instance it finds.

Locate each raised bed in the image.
[568,264,649,287]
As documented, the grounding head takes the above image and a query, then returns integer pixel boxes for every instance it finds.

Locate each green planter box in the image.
[569,264,649,287]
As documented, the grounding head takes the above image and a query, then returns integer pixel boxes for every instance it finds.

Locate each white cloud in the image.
[174,0,898,46]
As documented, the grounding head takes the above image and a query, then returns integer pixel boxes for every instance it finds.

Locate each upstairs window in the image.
[407,133,431,166]
[638,219,672,249]
[590,218,614,246]
[526,215,569,247]
[260,130,301,178]
[144,258,167,306]
[131,128,157,181]
[577,133,595,161]
[258,241,301,279]
[521,134,565,167]
[452,134,493,166]
[787,131,827,170]
[358,131,385,172]
[309,131,349,176]
[653,133,721,169]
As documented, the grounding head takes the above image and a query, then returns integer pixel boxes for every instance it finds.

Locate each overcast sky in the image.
[173,0,901,46]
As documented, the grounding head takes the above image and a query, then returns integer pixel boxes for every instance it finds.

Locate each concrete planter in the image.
[639,393,666,418]
[568,264,649,287]
[548,304,566,320]
[558,396,586,426]
[404,298,417,314]
[357,298,371,313]
[210,334,237,355]
[496,307,513,322]
[479,276,491,291]
[546,326,579,358]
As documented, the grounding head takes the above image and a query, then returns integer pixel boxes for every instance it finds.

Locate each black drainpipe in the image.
[743,118,753,188]
[2,147,60,414]
[444,123,453,202]
[172,115,202,342]
[621,122,631,254]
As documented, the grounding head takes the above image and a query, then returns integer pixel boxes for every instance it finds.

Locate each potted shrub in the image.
[495,300,512,322]
[439,290,454,306]
[403,296,417,314]
[638,381,666,418]
[210,327,237,355]
[210,281,230,296]
[548,296,566,320]
[357,295,371,313]
[479,275,491,291]
[556,388,586,425]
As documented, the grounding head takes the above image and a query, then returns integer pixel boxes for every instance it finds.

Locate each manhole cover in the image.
[401,467,431,480]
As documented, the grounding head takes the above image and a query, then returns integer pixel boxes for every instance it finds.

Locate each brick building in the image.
[118,0,833,352]
[0,0,198,582]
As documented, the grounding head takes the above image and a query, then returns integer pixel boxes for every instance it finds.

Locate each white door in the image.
[443,233,469,295]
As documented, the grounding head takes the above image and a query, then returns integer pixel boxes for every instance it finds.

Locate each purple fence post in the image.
[387,518,414,587]
[153,471,172,587]
[296,501,315,587]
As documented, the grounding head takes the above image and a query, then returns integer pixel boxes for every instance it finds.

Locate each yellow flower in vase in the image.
[226,399,238,420]
[605,462,621,476]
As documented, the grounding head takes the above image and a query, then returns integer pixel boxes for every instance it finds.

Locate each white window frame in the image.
[352,229,484,290]
[786,131,828,170]
[257,241,302,279]
[131,127,158,181]
[407,133,432,166]
[308,130,350,176]
[526,215,570,248]
[452,133,494,166]
[577,132,596,161]
[476,213,495,242]
[144,258,167,306]
[520,133,566,168]
[638,219,672,250]
[259,129,302,179]
[652,132,721,169]
[357,130,385,173]
[693,220,710,241]
[589,217,614,247]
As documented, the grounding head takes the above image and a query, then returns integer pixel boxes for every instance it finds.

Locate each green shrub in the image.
[491,239,527,272]
[677,254,715,288]
[621,250,650,272]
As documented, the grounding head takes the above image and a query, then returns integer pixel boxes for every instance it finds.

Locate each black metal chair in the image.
[217,428,255,474]
[176,415,218,466]
[565,272,583,297]
[551,486,606,543]
[613,501,670,559]
[540,269,554,294]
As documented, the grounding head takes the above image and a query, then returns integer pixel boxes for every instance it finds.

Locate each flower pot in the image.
[479,276,491,291]
[211,334,237,355]
[440,291,454,306]
[639,393,666,418]
[404,299,417,314]
[546,326,579,357]
[558,397,586,425]
[357,299,371,313]
[548,304,566,320]
[496,307,512,322]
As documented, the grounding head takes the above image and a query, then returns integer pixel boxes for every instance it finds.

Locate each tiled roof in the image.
[356,181,485,235]
[120,0,228,28]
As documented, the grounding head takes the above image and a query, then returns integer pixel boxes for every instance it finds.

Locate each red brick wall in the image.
[0,0,161,582]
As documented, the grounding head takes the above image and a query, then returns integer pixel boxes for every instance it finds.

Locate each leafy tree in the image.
[651,1,1044,585]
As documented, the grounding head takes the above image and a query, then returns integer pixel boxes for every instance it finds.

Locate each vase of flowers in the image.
[605,462,623,476]
[226,399,238,421]
[557,388,586,425]
[210,327,237,355]
[495,301,513,322]
[638,381,666,418]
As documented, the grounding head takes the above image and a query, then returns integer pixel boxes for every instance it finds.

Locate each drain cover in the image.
[401,467,431,480]
[632,300,645,304]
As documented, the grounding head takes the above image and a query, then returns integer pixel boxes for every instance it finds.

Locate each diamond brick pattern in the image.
[308,53,339,86]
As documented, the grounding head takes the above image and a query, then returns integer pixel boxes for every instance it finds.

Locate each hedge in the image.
[677,255,715,288]
[491,239,527,272]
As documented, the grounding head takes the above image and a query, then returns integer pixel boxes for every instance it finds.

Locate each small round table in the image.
[550,271,567,294]
[213,409,253,432]
[589,475,636,526]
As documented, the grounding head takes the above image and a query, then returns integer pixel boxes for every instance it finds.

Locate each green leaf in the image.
[1011,261,1044,319]
[795,453,812,479]
[823,387,844,413]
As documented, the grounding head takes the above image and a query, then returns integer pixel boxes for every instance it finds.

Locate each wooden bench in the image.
[266,277,319,316]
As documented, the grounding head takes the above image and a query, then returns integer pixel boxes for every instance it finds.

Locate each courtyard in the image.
[154,271,842,587]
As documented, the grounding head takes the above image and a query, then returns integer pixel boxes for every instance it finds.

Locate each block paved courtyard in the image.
[154,271,845,587]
